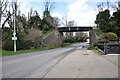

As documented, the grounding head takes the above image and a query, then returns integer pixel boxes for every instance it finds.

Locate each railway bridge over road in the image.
[58,26,93,32]
[57,26,98,45]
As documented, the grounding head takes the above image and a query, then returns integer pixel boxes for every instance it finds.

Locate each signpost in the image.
[12,0,17,52]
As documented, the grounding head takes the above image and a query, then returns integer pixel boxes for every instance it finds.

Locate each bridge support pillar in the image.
[60,32,63,36]
[89,31,92,45]
[89,30,98,45]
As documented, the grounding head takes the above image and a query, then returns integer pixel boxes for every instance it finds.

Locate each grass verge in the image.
[1,43,73,56]
[1,46,55,56]
[0,50,2,56]
[87,44,104,55]
[63,43,72,47]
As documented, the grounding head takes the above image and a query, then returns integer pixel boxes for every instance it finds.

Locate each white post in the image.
[14,0,16,52]
[14,40,16,52]
[12,0,17,52]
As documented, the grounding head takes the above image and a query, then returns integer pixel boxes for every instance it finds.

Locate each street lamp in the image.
[12,0,17,52]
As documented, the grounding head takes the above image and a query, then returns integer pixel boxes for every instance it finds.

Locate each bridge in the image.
[58,26,93,32]
[57,26,98,45]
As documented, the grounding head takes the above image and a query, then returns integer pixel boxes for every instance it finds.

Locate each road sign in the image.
[12,37,17,40]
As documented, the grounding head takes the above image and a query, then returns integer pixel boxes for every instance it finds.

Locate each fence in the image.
[104,43,120,54]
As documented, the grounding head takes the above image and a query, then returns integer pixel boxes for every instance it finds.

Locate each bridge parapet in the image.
[58,27,93,32]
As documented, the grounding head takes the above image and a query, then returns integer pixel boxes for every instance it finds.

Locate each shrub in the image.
[75,32,88,42]
[43,43,55,49]
[87,45,104,55]
[64,36,75,43]
[16,33,26,50]
[87,44,95,50]
[3,33,26,51]
[24,28,43,49]
[3,36,13,51]
[2,27,43,51]
[34,36,43,48]
[98,39,109,44]
[24,40,34,49]
[106,32,118,41]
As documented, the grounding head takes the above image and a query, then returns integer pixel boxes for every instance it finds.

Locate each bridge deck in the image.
[58,27,93,32]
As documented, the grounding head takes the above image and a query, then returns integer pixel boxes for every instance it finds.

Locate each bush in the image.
[87,44,96,50]
[64,36,75,43]
[24,28,43,49]
[16,33,26,50]
[106,32,118,41]
[34,36,43,48]
[63,43,71,47]
[3,33,26,51]
[98,39,109,44]
[2,28,43,51]
[24,40,34,49]
[75,32,88,42]
[87,44,104,55]
[3,36,13,51]
[47,44,55,49]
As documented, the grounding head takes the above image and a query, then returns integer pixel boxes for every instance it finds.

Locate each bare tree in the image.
[1,0,21,29]
[62,15,76,27]
[106,0,116,10]
[97,2,104,12]
[43,0,55,17]
[106,0,110,10]
[68,20,76,27]
[62,15,68,27]
[97,0,117,12]
[0,0,8,24]
[53,17,61,27]
[62,15,76,38]
[44,0,55,12]
[117,0,120,10]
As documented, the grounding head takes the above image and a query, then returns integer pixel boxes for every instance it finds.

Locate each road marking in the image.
[107,54,120,56]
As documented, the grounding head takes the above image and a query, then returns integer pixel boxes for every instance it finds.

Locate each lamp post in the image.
[12,0,17,52]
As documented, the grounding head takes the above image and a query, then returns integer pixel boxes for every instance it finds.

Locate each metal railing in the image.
[104,43,120,54]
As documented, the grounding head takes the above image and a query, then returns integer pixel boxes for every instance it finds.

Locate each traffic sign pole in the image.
[12,0,17,52]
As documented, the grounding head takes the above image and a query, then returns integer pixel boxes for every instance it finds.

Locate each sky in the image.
[5,0,119,27]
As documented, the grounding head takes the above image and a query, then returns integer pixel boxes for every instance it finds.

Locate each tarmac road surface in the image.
[2,47,75,78]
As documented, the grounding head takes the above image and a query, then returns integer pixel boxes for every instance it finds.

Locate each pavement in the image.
[45,48,119,78]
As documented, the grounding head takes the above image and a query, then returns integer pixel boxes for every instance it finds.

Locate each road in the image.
[2,45,79,78]
[3,42,118,78]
